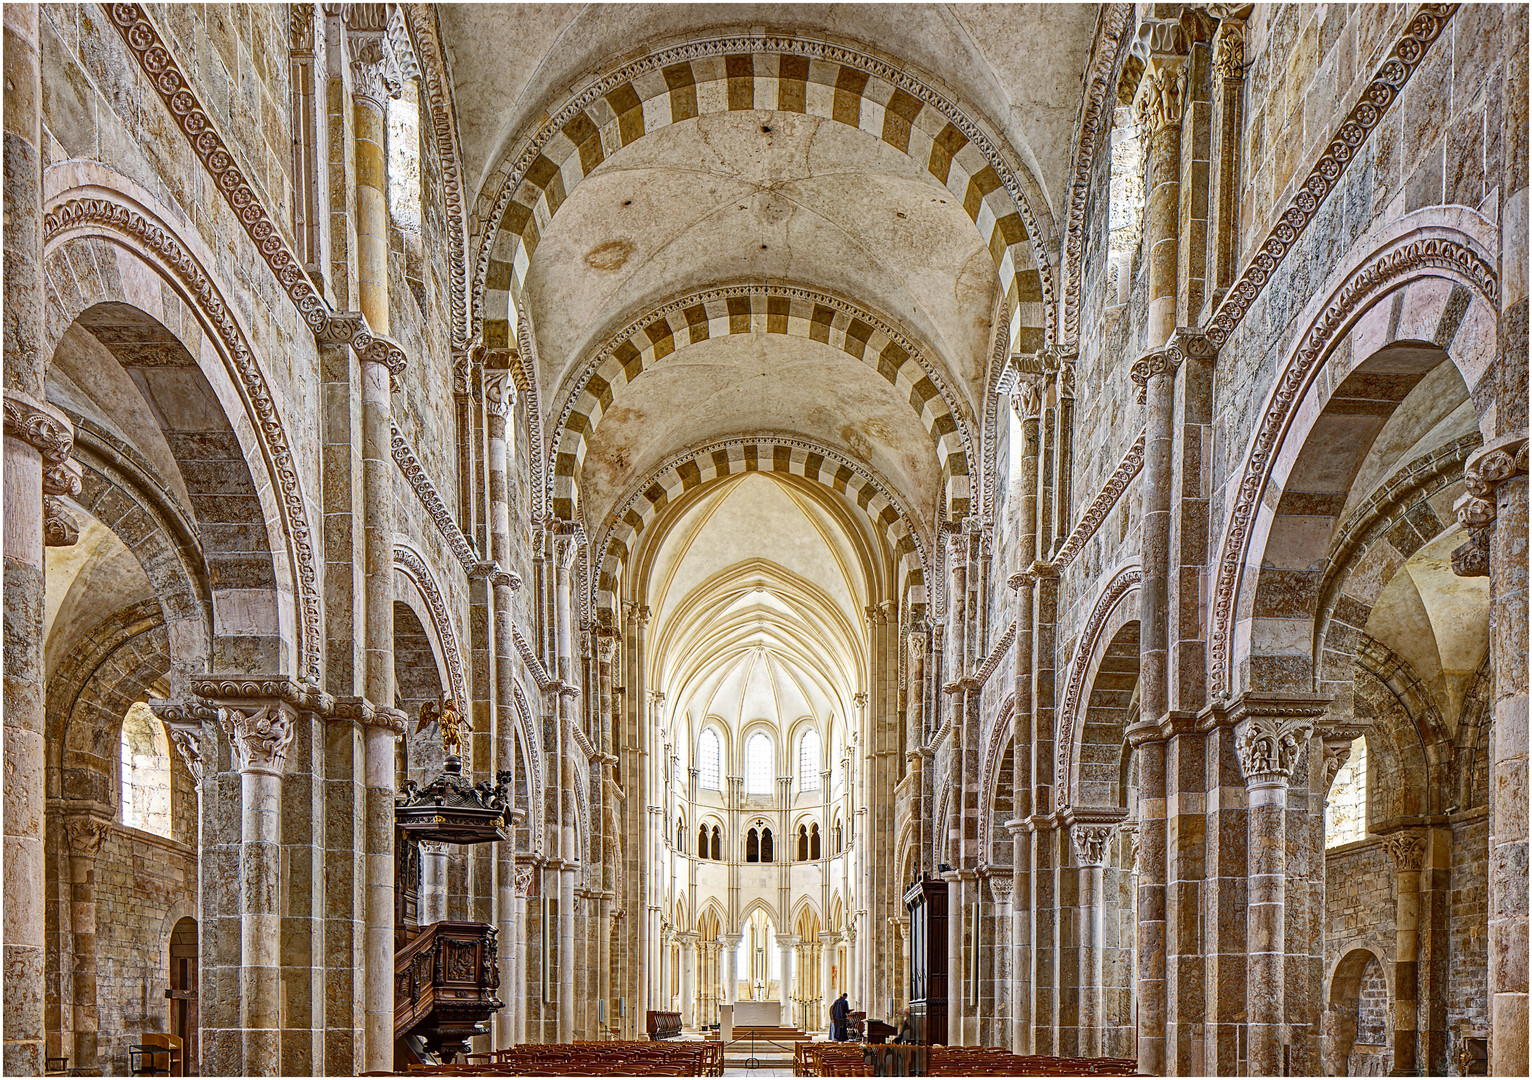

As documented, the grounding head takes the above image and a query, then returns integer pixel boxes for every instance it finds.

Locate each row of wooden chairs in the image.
[398,1040,722,1076]
[794,1042,1141,1077]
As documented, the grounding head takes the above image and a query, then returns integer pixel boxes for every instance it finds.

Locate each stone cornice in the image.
[1203,5,1459,348]
[1207,233,1497,694]
[106,4,409,381]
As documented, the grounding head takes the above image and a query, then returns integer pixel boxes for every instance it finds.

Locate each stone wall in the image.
[1447,815,1490,1064]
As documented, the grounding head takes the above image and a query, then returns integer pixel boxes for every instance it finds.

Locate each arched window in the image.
[810,823,821,860]
[711,826,722,861]
[385,17,426,315]
[699,824,710,859]
[120,702,172,838]
[746,732,773,794]
[746,827,760,863]
[676,816,686,852]
[698,727,722,791]
[797,825,809,862]
[799,729,822,792]
[833,818,843,855]
[760,827,774,863]
[1326,737,1368,848]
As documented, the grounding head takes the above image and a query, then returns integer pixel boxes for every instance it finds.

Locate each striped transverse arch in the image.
[551,284,975,520]
[474,37,1053,355]
[590,435,931,624]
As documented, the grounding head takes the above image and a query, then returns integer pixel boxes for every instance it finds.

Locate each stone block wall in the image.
[1447,815,1490,1064]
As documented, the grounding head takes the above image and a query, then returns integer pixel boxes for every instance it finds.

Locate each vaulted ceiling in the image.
[441,3,1100,606]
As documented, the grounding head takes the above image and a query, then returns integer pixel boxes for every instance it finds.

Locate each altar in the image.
[732,1001,781,1027]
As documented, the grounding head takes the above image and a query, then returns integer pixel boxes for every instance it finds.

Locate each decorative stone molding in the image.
[1319,735,1359,802]
[390,421,480,572]
[394,543,470,715]
[4,390,82,497]
[107,6,409,381]
[969,621,1017,689]
[988,874,1014,903]
[1059,4,1134,348]
[1203,5,1459,348]
[1071,825,1114,868]
[1455,432,1529,533]
[401,5,470,348]
[1130,330,1214,402]
[513,865,535,898]
[1234,714,1314,786]
[222,705,296,776]
[341,3,402,109]
[1384,832,1428,873]
[191,674,321,710]
[43,497,79,547]
[1055,565,1142,806]
[46,196,326,681]
[1052,431,1146,571]
[1208,234,1496,693]
[64,816,110,862]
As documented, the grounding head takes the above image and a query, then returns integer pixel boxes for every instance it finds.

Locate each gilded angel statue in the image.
[417,691,470,758]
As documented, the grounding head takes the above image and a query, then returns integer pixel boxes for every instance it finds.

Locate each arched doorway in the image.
[167,917,198,1075]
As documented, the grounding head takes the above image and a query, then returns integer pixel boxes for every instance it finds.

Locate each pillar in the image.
[552,532,581,1041]
[1383,832,1427,1075]
[778,935,796,1015]
[62,817,108,1075]
[514,864,532,1044]
[222,704,298,1076]
[1073,824,1113,1059]
[4,9,75,1073]
[342,8,404,1071]
[722,933,741,1006]
[1235,711,1314,1077]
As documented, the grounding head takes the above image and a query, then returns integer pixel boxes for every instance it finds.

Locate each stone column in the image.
[778,934,798,1015]
[63,817,108,1075]
[513,864,533,1044]
[677,932,696,1028]
[4,13,77,1071]
[222,704,298,1076]
[1128,729,1166,1074]
[484,364,521,1048]
[1072,824,1113,1059]
[1235,711,1314,1077]
[1455,432,1528,1075]
[343,9,404,1071]
[552,532,581,1041]
[1383,832,1427,1075]
[722,933,742,1006]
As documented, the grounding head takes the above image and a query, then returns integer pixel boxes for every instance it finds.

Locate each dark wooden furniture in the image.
[865,1019,897,1044]
[393,756,513,1061]
[646,1010,683,1039]
[904,876,948,1046]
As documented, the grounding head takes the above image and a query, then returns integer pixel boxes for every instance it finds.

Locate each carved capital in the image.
[1384,831,1427,873]
[514,865,535,898]
[1057,357,1077,401]
[1132,25,1189,136]
[222,704,297,776]
[1234,713,1313,786]
[1010,377,1042,423]
[1319,734,1359,800]
[483,369,517,420]
[44,497,79,547]
[1212,21,1246,82]
[5,391,82,496]
[1452,528,1491,578]
[342,4,401,109]
[65,815,110,863]
[1071,824,1113,867]
[1457,432,1529,533]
